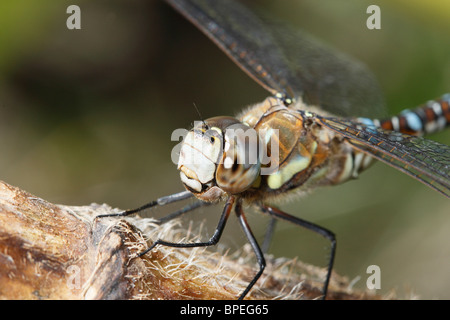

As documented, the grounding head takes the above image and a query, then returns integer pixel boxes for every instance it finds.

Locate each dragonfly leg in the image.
[155,200,211,225]
[136,196,235,258]
[259,205,336,299]
[261,217,277,254]
[235,201,266,300]
[95,190,194,219]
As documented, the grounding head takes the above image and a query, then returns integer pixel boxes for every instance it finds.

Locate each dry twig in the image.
[0,180,382,300]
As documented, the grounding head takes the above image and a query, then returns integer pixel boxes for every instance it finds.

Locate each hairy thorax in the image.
[237,97,371,204]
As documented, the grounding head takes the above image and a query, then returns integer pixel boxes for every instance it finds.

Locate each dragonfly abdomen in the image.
[377,94,450,136]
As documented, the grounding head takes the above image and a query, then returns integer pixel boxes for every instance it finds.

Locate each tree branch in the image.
[0,180,382,300]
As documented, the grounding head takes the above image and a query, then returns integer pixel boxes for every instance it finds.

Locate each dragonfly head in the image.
[178,116,261,202]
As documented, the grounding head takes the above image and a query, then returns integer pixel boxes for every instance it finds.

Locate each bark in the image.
[0,180,383,300]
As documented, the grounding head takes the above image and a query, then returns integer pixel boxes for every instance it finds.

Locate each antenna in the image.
[193,102,208,129]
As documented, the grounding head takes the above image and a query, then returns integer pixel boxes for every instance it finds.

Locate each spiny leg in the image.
[260,205,336,299]
[235,201,266,300]
[95,190,194,219]
[136,196,235,258]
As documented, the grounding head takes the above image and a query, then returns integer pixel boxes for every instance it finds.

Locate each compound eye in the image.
[215,123,261,194]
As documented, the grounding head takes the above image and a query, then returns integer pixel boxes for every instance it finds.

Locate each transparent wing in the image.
[165,0,386,118]
[317,116,450,198]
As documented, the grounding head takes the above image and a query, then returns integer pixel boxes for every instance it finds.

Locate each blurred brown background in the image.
[0,0,449,298]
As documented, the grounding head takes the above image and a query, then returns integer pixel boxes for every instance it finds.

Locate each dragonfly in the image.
[98,0,450,299]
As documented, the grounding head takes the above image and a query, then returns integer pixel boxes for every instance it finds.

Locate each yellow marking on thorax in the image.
[267,154,311,190]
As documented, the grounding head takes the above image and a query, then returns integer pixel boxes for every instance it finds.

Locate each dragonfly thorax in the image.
[178,116,261,202]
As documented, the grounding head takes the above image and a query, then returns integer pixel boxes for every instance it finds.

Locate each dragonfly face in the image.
[178,115,262,201]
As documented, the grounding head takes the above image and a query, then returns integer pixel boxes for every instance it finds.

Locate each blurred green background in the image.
[0,0,449,298]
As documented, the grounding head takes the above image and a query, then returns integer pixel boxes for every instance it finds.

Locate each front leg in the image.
[234,201,266,300]
[136,197,234,258]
